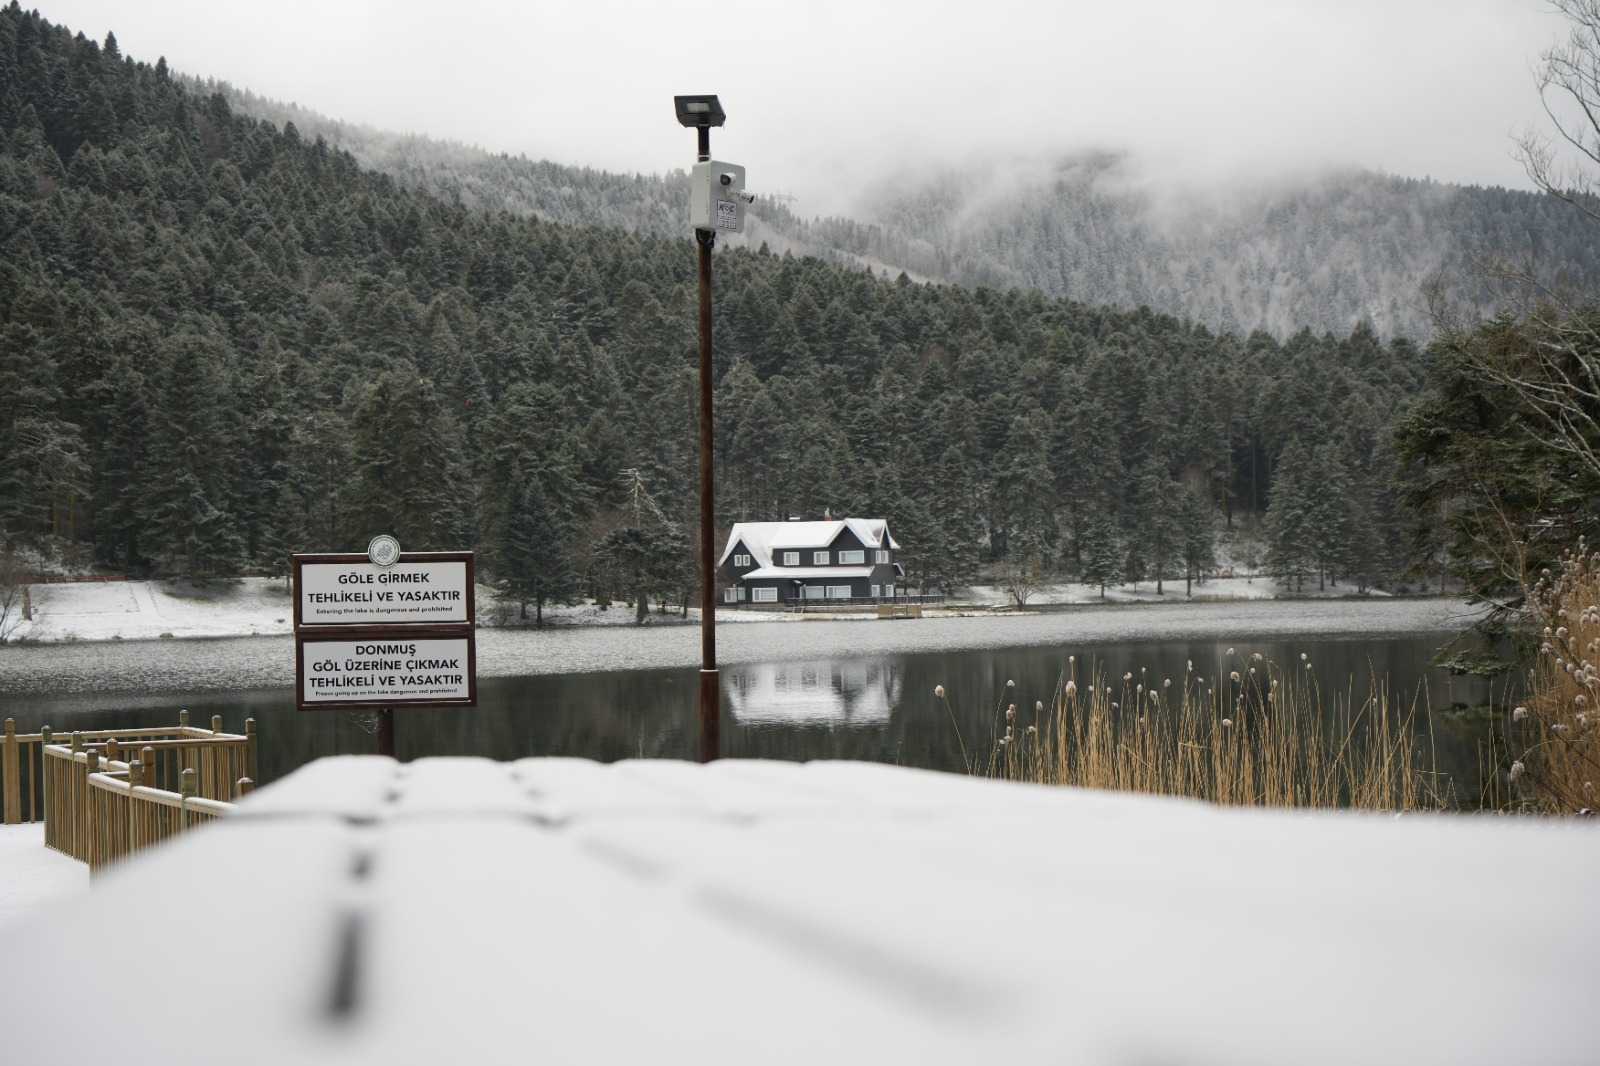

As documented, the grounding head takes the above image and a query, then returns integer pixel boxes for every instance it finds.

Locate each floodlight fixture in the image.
[674,95,726,128]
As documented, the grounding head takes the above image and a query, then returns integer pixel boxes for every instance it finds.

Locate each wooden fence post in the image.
[237,777,254,796]
[178,710,189,729]
[71,733,85,861]
[211,715,222,735]
[180,767,196,832]
[245,719,258,792]
[128,759,143,854]
[37,725,51,825]
[3,718,19,825]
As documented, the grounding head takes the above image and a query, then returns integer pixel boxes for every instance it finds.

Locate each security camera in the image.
[720,172,734,186]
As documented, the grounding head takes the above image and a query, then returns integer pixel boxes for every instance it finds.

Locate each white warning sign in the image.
[300,636,473,706]
[297,560,470,626]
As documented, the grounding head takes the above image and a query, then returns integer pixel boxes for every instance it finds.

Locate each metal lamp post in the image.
[674,93,734,764]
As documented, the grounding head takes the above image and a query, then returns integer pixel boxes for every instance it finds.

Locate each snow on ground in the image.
[0,756,1591,1065]
[12,577,299,642]
[956,575,1386,607]
[7,574,1406,644]
[0,823,86,933]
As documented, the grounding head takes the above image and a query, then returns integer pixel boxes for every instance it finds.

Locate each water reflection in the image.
[0,627,1509,801]
[725,659,899,727]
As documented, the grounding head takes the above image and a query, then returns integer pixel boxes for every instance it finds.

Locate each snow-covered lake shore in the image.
[0,590,1481,700]
[6,574,1432,646]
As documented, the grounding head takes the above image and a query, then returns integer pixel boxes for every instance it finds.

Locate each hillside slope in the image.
[206,82,1591,340]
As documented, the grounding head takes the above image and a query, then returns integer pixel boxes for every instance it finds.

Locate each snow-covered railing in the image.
[3,754,1592,1064]
[82,765,240,872]
[39,715,257,863]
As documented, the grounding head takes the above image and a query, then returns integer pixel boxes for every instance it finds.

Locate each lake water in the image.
[0,598,1504,797]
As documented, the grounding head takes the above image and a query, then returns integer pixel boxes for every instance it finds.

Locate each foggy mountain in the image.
[203,79,1595,340]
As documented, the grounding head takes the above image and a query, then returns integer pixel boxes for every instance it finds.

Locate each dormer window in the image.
[875,550,890,564]
[734,553,751,567]
[783,552,799,566]
[813,551,830,565]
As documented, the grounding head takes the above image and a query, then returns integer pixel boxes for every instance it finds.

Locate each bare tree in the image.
[1517,0,1600,227]
[1437,1,1600,487]
[0,552,35,643]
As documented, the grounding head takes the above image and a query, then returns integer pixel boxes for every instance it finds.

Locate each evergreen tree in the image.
[499,471,577,624]
[138,330,244,576]
[1263,438,1316,591]
[342,370,468,551]
[1079,511,1123,597]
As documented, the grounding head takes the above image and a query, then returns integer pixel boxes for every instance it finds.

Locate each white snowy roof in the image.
[1,755,1591,1064]
[741,565,873,581]
[719,519,899,568]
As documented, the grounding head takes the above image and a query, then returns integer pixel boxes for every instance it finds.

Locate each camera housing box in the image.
[689,160,747,233]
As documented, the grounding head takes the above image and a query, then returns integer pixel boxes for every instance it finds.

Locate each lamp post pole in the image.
[679,97,725,764]
[695,177,719,765]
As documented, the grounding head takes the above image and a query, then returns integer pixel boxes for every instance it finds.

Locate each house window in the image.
[871,584,880,598]
[875,550,890,564]
[826,585,851,599]
[751,587,776,603]
[838,550,864,564]
[723,588,738,603]
[813,551,830,565]
[803,585,826,599]
[885,584,896,599]
[734,553,751,567]
[783,552,799,566]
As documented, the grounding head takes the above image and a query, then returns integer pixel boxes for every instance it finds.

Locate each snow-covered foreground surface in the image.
[0,823,86,933]
[1,757,1591,1065]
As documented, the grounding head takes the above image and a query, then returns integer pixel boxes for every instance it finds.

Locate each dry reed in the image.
[1511,537,1600,813]
[953,650,1447,811]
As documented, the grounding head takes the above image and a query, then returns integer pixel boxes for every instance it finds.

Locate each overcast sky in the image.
[33,0,1568,216]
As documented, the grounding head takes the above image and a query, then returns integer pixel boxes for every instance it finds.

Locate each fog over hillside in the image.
[202,79,1599,341]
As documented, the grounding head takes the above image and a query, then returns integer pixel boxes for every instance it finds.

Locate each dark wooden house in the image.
[717,519,903,606]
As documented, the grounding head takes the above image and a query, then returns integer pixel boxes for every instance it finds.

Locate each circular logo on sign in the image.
[367,535,401,568]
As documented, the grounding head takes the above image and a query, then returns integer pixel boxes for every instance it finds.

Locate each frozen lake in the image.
[0,597,1483,696]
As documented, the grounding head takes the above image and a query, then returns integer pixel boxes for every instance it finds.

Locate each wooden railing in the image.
[82,764,245,872]
[13,713,260,866]
[1,717,47,825]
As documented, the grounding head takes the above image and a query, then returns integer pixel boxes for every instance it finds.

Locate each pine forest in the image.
[0,5,1581,614]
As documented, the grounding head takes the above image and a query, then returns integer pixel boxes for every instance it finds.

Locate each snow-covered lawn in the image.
[956,574,1389,607]
[0,756,1590,1064]
[12,577,300,642]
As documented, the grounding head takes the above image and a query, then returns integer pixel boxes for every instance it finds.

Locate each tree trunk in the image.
[635,591,647,625]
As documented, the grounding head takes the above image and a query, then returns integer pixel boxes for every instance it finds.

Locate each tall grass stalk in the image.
[960,651,1447,811]
[1510,537,1600,813]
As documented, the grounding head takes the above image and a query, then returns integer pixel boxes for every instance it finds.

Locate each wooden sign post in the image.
[291,541,476,758]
